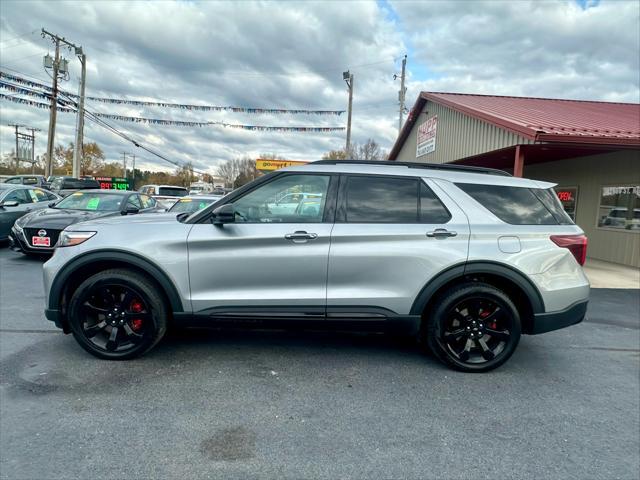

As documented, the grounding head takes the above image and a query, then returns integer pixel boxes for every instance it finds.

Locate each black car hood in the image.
[21,208,120,230]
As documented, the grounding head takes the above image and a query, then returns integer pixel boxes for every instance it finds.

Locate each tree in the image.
[53,142,105,175]
[321,138,385,161]
[175,162,195,187]
[322,149,348,160]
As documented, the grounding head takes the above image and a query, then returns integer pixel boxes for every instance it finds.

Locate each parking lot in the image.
[0,247,638,479]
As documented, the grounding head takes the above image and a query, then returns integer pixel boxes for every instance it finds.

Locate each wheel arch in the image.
[410,261,545,334]
[49,250,184,330]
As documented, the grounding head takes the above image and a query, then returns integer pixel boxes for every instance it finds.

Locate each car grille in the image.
[23,228,62,248]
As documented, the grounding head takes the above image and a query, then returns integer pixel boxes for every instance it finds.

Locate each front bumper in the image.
[530,300,588,334]
[9,226,55,255]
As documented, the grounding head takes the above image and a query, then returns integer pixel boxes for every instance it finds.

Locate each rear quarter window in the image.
[456,183,572,225]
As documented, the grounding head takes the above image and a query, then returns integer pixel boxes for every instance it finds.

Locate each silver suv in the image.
[43,161,590,372]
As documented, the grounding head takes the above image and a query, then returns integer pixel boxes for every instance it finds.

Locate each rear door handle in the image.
[285,231,318,243]
[426,228,457,238]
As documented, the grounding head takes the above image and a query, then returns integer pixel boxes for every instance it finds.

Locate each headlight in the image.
[13,221,23,232]
[58,231,96,247]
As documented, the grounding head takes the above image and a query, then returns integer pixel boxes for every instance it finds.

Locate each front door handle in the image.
[285,231,318,243]
[426,228,457,238]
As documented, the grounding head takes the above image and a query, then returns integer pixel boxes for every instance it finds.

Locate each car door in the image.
[0,188,36,238]
[187,173,337,315]
[327,175,470,316]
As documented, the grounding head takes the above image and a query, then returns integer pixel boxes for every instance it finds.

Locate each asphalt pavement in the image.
[0,248,638,480]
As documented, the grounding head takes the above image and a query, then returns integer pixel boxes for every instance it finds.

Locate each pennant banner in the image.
[0,92,345,132]
[0,93,75,112]
[0,70,344,115]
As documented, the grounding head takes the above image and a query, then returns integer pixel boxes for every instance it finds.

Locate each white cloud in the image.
[0,0,637,173]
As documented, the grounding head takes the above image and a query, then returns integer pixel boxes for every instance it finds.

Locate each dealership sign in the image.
[256,159,308,172]
[416,115,438,157]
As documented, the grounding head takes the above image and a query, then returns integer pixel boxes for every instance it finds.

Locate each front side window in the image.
[597,185,640,232]
[6,178,21,184]
[4,189,33,204]
[30,188,50,202]
[126,195,142,209]
[140,194,156,209]
[233,174,330,223]
[344,176,450,223]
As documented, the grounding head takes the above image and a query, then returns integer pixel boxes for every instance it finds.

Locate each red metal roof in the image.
[389,92,640,160]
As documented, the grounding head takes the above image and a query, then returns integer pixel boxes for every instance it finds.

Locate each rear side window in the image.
[456,183,572,225]
[345,176,450,223]
[159,187,187,197]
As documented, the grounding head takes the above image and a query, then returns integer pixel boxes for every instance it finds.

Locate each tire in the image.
[67,268,168,360]
[423,282,521,373]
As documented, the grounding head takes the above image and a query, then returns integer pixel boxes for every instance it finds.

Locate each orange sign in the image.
[256,159,308,171]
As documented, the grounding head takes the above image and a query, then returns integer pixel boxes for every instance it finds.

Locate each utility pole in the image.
[42,28,82,178]
[397,55,407,133]
[9,124,21,171]
[73,51,86,178]
[131,154,136,190]
[343,71,354,155]
[122,152,128,178]
[26,128,41,174]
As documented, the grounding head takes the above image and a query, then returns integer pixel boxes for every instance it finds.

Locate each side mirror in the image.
[211,204,235,226]
[121,207,140,215]
[48,201,57,208]
[0,200,19,208]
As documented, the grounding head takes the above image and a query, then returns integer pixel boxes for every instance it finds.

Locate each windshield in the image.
[54,192,123,211]
[159,187,188,197]
[169,197,217,213]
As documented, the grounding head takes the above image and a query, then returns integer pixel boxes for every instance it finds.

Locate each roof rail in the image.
[311,159,512,176]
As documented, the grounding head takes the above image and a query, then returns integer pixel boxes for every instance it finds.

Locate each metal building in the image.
[389,92,640,267]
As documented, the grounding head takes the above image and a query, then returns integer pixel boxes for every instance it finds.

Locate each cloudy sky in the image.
[0,0,638,174]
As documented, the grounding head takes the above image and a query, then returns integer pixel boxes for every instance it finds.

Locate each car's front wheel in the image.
[68,269,168,360]
[423,283,521,372]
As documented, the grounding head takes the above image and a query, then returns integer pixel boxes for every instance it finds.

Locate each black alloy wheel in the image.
[424,283,521,372]
[68,269,168,360]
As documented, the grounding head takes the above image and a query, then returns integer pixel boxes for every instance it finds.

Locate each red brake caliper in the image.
[130,300,144,331]
[480,309,497,329]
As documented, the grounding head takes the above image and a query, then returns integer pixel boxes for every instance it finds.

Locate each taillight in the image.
[550,234,588,266]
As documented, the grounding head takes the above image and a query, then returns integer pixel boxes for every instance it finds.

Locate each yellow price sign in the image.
[255,159,308,171]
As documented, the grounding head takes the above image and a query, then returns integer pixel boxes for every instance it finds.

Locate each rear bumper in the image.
[530,300,588,334]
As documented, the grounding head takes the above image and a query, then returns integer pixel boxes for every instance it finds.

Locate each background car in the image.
[9,190,159,255]
[49,177,101,197]
[3,175,50,189]
[139,184,188,208]
[0,184,60,242]
[167,195,222,214]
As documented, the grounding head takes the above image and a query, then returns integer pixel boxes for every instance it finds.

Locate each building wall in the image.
[525,150,640,267]
[395,100,533,163]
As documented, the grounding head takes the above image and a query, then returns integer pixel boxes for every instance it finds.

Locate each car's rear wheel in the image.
[68,269,168,360]
[424,283,521,372]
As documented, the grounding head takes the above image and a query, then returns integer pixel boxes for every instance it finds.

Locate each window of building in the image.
[555,187,578,221]
[596,185,640,232]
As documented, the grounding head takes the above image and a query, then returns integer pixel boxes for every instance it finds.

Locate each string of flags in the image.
[0,90,346,132]
[0,71,344,115]
[0,93,75,112]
